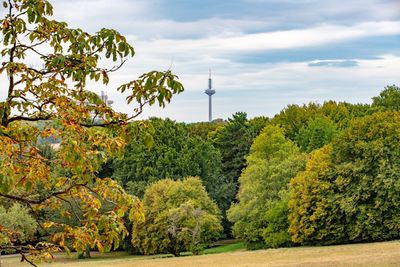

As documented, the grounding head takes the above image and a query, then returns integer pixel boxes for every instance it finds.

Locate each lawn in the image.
[1,240,399,267]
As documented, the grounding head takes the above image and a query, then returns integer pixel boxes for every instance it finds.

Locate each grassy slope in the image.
[2,240,400,267]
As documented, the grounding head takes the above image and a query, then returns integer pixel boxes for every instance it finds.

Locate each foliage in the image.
[186,119,225,140]
[0,0,183,263]
[271,101,371,143]
[0,203,37,245]
[210,112,263,187]
[262,192,292,248]
[209,112,266,234]
[113,118,226,204]
[288,145,342,244]
[289,111,400,245]
[372,85,400,111]
[228,125,305,248]
[131,177,222,256]
[295,116,338,152]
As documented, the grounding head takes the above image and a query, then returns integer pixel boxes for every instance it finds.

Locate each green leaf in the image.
[143,133,154,148]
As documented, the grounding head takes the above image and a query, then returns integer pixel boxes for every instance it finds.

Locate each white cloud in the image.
[2,0,399,122]
[131,20,400,58]
[104,55,400,122]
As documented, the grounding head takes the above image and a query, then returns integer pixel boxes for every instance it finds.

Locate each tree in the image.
[372,85,400,110]
[271,101,372,144]
[295,116,338,152]
[289,111,400,245]
[0,0,183,264]
[228,125,305,248]
[113,118,226,204]
[131,177,222,256]
[0,203,37,246]
[288,145,343,245]
[186,120,225,140]
[209,112,265,235]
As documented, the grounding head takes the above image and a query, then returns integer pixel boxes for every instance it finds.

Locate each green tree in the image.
[209,112,266,235]
[186,120,225,140]
[228,125,305,248]
[0,0,183,263]
[0,203,37,245]
[372,85,400,110]
[113,118,226,204]
[271,103,320,141]
[295,116,338,152]
[131,177,222,256]
[289,111,400,245]
[210,112,256,186]
[271,101,372,144]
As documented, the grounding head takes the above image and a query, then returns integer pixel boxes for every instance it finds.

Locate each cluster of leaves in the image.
[112,118,226,205]
[111,114,267,238]
[289,111,400,245]
[227,125,305,248]
[208,112,268,234]
[229,86,400,248]
[0,203,37,245]
[0,0,183,264]
[271,101,371,148]
[131,177,222,256]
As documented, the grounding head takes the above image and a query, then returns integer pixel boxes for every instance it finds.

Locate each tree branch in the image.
[0,182,88,205]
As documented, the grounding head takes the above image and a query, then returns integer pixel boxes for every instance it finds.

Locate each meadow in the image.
[1,240,399,267]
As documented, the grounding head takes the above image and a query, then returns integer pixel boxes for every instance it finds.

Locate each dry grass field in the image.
[2,240,400,267]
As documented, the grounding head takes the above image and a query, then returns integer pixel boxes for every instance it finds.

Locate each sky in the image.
[5,0,400,122]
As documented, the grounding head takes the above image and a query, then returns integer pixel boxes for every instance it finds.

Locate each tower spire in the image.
[204,70,216,122]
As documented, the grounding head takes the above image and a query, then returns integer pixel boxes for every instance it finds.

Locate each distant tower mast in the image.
[204,70,216,122]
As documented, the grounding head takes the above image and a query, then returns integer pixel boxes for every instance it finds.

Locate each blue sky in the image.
[21,1,400,121]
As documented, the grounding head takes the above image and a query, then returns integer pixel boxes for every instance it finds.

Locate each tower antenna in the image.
[204,70,216,122]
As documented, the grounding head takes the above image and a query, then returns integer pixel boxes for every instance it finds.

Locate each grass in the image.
[1,240,400,267]
[203,240,245,254]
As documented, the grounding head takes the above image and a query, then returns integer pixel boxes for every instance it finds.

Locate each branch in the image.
[0,182,88,205]
[54,195,83,223]
[21,253,38,267]
[7,114,52,124]
[79,96,154,128]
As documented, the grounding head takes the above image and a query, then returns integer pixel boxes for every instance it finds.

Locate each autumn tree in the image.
[0,0,183,264]
[131,177,222,256]
[289,111,400,245]
[288,145,342,244]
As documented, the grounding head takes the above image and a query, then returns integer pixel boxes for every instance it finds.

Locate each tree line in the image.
[1,0,399,264]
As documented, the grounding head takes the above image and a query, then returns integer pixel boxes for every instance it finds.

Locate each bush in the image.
[0,203,37,245]
[131,177,222,256]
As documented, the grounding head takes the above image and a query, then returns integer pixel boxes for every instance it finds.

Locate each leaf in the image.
[143,133,154,148]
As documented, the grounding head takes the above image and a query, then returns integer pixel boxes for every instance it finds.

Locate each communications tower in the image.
[204,70,215,122]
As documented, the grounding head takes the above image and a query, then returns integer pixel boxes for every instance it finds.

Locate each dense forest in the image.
[4,85,398,257]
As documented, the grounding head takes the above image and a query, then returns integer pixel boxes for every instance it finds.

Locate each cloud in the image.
[130,21,400,60]
[308,60,359,68]
[2,0,399,123]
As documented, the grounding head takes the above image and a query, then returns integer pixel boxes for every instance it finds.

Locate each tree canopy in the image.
[131,177,222,256]
[0,0,183,263]
[228,125,305,248]
[289,111,400,245]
